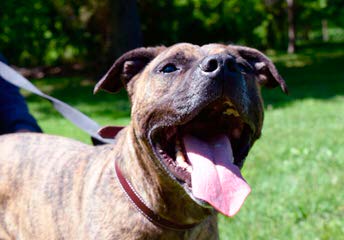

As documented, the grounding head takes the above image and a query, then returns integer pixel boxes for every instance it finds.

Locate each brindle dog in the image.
[0,43,287,239]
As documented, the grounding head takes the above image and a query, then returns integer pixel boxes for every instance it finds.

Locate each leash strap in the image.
[0,62,114,144]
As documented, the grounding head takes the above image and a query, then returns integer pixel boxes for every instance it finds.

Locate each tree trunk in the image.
[107,0,143,65]
[287,0,296,53]
[86,0,142,72]
[322,19,329,42]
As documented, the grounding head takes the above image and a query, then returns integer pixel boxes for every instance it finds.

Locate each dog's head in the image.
[95,43,287,217]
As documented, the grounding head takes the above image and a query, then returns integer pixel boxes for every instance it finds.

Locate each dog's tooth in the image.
[176,150,184,162]
[176,150,190,169]
[162,153,168,159]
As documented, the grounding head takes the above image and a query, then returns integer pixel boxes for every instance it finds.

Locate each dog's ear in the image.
[230,45,288,94]
[94,46,166,93]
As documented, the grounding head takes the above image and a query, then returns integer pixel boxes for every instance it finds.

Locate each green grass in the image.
[23,43,344,239]
[219,96,344,240]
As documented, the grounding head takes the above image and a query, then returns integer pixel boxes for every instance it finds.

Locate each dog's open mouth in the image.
[152,99,253,217]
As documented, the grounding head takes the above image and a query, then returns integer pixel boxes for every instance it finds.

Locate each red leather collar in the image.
[98,126,124,139]
[114,161,198,231]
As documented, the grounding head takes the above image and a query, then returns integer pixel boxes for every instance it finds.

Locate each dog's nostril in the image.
[207,59,218,72]
[225,58,237,73]
[202,58,218,72]
[201,55,238,74]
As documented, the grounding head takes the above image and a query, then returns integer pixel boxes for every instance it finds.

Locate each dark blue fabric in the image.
[0,54,42,134]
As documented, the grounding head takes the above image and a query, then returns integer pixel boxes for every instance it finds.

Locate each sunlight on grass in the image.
[219,97,344,240]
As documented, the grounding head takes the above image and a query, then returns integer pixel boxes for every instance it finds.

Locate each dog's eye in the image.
[161,64,178,73]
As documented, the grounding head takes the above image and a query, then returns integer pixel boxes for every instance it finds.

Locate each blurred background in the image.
[1,1,343,239]
[1,0,343,71]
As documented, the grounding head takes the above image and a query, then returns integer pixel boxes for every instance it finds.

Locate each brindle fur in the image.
[0,43,286,239]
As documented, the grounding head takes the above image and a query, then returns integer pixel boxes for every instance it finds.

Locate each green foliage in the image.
[296,0,344,42]
[138,0,268,47]
[0,0,343,66]
[138,0,343,49]
[0,0,99,66]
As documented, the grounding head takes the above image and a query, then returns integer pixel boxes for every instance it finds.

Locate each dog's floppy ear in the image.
[230,45,288,94]
[94,46,166,93]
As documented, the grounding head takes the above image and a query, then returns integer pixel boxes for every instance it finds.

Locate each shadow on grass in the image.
[25,76,131,121]
[25,42,344,118]
[263,42,344,108]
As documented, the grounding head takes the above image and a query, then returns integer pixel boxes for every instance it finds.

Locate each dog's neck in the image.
[115,127,213,227]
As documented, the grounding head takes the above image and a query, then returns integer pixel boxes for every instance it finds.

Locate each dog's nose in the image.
[200,54,237,77]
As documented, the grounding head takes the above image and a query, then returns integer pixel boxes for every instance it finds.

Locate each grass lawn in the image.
[23,43,344,239]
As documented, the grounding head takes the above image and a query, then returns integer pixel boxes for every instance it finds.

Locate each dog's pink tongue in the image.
[183,134,251,217]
